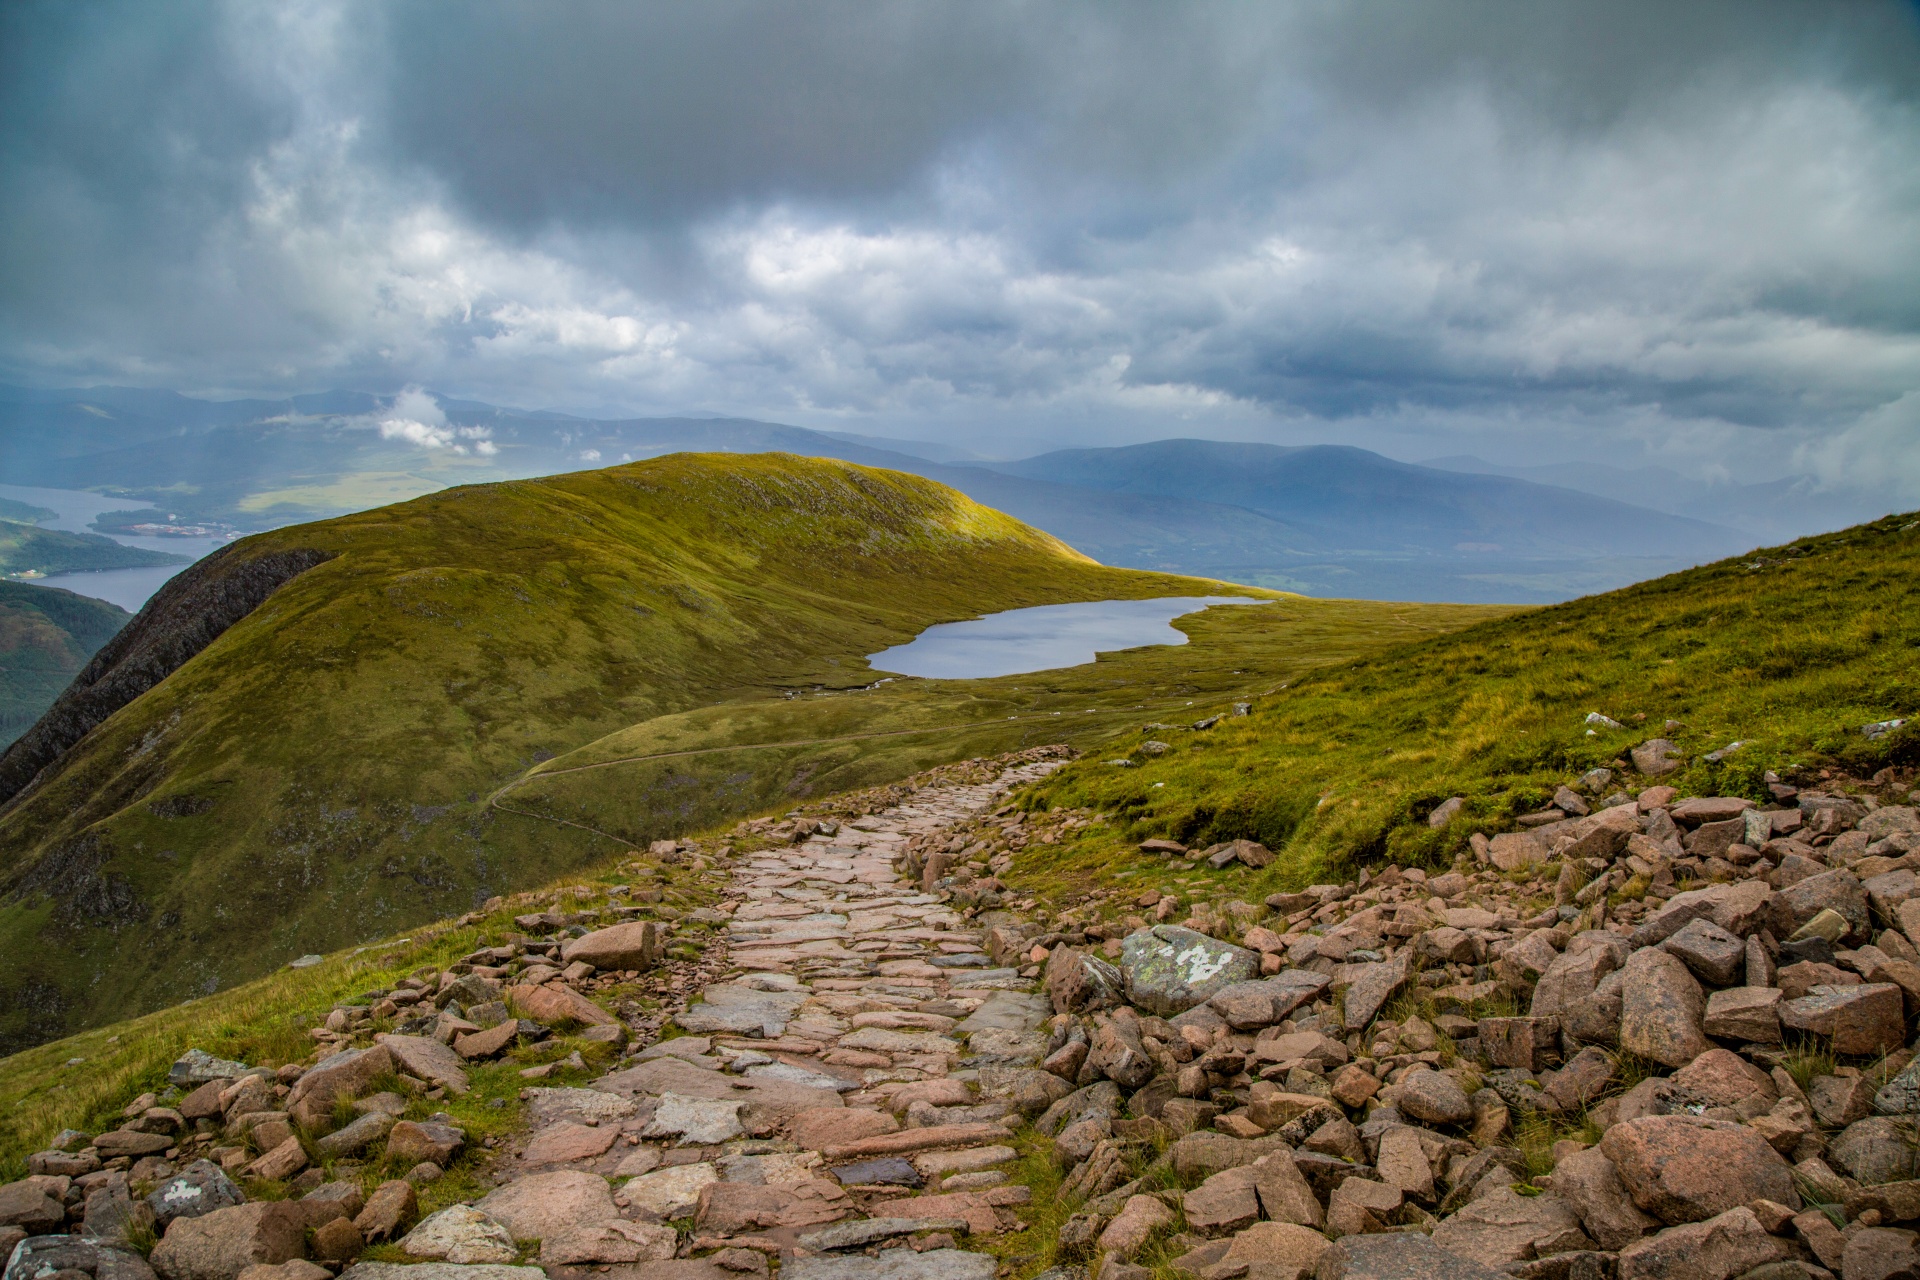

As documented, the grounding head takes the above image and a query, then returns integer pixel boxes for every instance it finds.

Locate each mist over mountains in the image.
[0,383,1812,604]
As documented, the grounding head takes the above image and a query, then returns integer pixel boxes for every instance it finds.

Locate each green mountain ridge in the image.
[0,581,132,746]
[0,452,1338,1052]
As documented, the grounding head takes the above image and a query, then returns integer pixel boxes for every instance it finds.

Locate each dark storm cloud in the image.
[1,1,1917,489]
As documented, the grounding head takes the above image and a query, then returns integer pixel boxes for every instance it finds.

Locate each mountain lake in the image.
[0,482,239,611]
[867,596,1271,679]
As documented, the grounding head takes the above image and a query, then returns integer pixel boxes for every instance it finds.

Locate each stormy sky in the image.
[2,1,1918,488]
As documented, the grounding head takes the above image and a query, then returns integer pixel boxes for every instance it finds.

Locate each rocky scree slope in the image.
[18,746,1920,1280]
[0,452,1225,1055]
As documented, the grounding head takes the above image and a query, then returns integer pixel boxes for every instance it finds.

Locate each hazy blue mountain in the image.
[1419,452,1889,542]
[982,439,1745,560]
[0,385,1764,603]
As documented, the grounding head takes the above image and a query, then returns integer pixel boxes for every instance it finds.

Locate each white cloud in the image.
[373,386,496,454]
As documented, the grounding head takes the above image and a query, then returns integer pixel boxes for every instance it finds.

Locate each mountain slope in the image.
[984,439,1743,558]
[1021,508,1920,898]
[0,452,1243,1051]
[0,581,131,746]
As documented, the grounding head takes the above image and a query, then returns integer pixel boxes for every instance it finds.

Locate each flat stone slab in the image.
[781,1249,997,1279]
[674,985,809,1037]
[618,1163,718,1219]
[827,1157,923,1187]
[376,1034,471,1094]
[640,1094,745,1144]
[797,1217,969,1251]
[523,1087,640,1121]
[953,991,1051,1035]
[341,1264,545,1280]
[597,1056,846,1112]
[745,1062,859,1092]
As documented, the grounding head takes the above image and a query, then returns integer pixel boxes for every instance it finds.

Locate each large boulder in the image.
[1429,1186,1591,1270]
[1599,1116,1797,1225]
[0,1183,67,1235]
[1118,926,1260,1017]
[374,1036,469,1095]
[1614,1207,1783,1280]
[147,1163,245,1229]
[1206,973,1331,1029]
[560,922,661,973]
[1097,1194,1175,1259]
[1531,933,1628,1022]
[150,1203,307,1280]
[3,1237,158,1280]
[397,1207,516,1266]
[1771,869,1871,943]
[473,1171,616,1242]
[1701,987,1782,1044]
[1618,949,1709,1068]
[1549,1145,1657,1250]
[286,1046,393,1130]
[1828,1118,1920,1186]
[1778,983,1905,1055]
[1043,946,1123,1014]
[1341,952,1413,1033]
[1394,1069,1474,1126]
[1660,919,1744,987]
[1669,1049,1776,1111]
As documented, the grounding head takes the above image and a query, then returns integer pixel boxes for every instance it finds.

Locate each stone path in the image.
[454,756,1069,1279]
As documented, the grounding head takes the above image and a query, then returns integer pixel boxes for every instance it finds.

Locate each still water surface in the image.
[868,596,1270,679]
[0,482,238,611]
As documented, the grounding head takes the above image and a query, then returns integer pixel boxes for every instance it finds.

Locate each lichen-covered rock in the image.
[1118,926,1259,1017]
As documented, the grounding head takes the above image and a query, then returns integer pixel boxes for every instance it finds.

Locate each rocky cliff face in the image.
[0,543,334,811]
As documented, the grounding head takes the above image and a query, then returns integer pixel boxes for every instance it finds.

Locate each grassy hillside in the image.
[0,452,1496,1053]
[494,592,1502,849]
[1013,511,1920,901]
[0,581,132,745]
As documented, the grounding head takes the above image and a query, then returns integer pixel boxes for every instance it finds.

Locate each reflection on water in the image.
[0,482,238,612]
[868,596,1271,679]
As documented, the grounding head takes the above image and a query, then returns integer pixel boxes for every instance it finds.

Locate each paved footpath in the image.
[466,757,1068,1280]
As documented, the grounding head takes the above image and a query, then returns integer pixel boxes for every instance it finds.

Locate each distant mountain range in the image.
[0,383,1777,602]
[1419,454,1883,543]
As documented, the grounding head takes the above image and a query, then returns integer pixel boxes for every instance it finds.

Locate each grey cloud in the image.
[0,0,1917,493]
